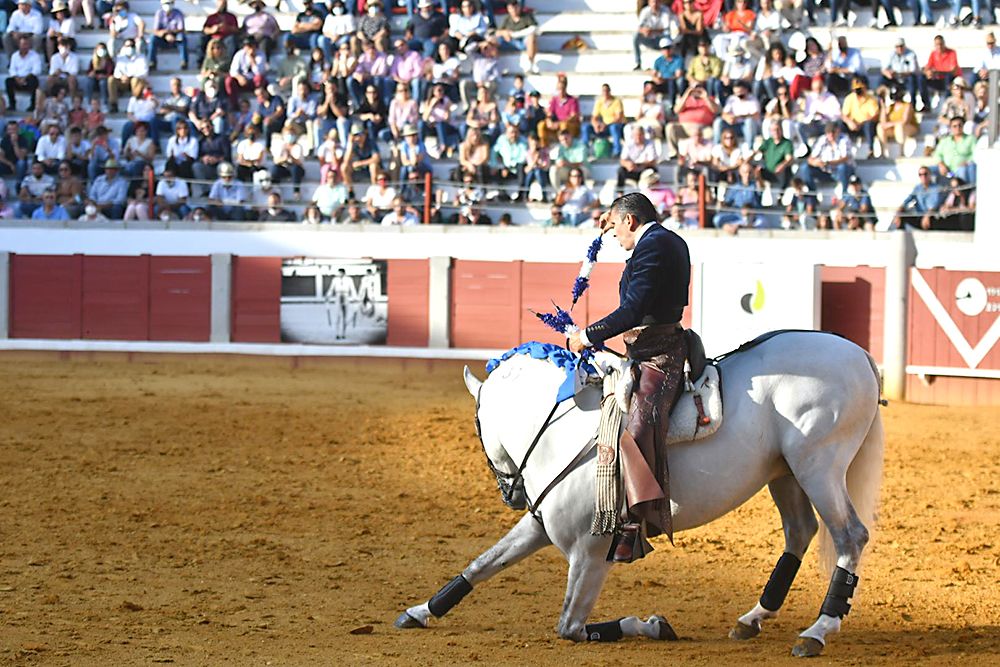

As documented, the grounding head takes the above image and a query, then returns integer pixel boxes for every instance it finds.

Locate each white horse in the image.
[395,331,884,657]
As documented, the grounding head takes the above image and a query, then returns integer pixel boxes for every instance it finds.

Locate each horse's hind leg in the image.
[730,475,819,641]
[394,512,550,629]
[790,473,870,657]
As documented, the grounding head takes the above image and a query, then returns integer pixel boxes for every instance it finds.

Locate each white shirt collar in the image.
[634,221,656,246]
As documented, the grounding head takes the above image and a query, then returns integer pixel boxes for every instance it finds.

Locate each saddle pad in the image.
[663,365,723,446]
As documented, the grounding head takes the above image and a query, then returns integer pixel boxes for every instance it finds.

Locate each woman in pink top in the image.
[538,73,581,145]
[380,83,419,143]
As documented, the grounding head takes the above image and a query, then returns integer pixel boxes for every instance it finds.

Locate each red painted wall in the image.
[520,262,586,345]
[450,260,522,348]
[905,375,1000,406]
[231,256,282,343]
[386,259,430,347]
[81,256,150,340]
[9,255,83,339]
[821,266,885,364]
[149,257,212,341]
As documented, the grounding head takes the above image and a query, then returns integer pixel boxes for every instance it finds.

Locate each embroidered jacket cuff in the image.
[579,328,592,348]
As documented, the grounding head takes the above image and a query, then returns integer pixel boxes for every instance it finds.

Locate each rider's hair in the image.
[610,192,658,226]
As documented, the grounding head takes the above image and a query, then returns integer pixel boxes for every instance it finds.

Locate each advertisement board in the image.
[694,263,822,357]
[280,259,388,344]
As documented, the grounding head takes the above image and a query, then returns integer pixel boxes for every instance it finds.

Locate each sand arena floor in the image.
[0,353,998,666]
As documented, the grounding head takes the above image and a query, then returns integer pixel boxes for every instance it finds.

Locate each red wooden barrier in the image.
[149,257,212,341]
[821,266,885,364]
[231,256,282,342]
[81,255,150,340]
[451,260,521,348]
[519,262,585,345]
[386,259,430,346]
[9,254,83,339]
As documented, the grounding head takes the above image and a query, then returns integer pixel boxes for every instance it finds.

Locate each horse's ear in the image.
[463,366,483,397]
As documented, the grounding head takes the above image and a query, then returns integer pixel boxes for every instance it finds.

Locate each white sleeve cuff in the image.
[578,328,592,348]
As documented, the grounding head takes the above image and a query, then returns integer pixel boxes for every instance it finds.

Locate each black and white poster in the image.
[280,259,388,345]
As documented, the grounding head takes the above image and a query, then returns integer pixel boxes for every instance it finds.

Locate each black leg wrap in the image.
[427,575,473,618]
[819,567,859,619]
[759,552,802,612]
[585,619,624,642]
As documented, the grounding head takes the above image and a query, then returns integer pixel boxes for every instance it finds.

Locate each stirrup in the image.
[607,522,642,563]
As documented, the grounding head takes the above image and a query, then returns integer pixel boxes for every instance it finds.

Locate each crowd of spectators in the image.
[0,0,991,229]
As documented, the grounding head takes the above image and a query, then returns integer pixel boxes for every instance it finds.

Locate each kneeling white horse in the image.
[395,331,884,657]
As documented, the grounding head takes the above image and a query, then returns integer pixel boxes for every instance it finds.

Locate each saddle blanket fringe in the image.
[592,368,622,535]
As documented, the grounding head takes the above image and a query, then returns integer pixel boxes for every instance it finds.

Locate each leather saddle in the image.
[666,329,723,446]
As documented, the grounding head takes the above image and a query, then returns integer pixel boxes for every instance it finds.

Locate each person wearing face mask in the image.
[226,38,268,106]
[82,42,114,107]
[4,0,45,58]
[148,0,188,71]
[269,123,306,197]
[46,37,81,100]
[207,162,247,221]
[405,0,449,58]
[155,166,190,219]
[108,0,144,57]
[321,0,355,57]
[107,38,148,113]
[190,79,230,137]
[354,1,390,54]
[46,2,77,61]
[78,198,110,222]
[259,191,295,223]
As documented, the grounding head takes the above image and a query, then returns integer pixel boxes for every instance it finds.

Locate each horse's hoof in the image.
[728,620,760,641]
[650,615,678,641]
[394,611,425,629]
[791,636,824,657]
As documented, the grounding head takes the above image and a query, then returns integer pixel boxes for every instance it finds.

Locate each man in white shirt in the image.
[798,122,855,192]
[797,75,842,149]
[154,166,191,219]
[35,125,66,174]
[713,81,761,147]
[974,31,1000,84]
[321,0,356,55]
[5,0,44,56]
[380,196,419,225]
[5,35,42,112]
[879,38,919,106]
[616,124,660,194]
[108,38,149,112]
[46,37,81,98]
[108,0,145,56]
[634,0,677,70]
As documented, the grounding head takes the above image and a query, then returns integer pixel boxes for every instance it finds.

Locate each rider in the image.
[569,192,691,561]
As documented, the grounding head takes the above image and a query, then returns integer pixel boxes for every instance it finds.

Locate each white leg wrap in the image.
[738,602,779,628]
[799,614,841,645]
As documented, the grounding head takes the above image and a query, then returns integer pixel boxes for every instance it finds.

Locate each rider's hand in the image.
[568,331,585,354]
[598,211,614,234]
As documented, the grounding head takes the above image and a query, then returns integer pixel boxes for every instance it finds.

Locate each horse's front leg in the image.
[395,512,550,629]
[555,538,677,643]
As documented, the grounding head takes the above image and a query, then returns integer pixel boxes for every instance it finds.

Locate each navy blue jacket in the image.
[585,224,690,345]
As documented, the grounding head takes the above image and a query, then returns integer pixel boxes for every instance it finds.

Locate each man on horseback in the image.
[569,192,691,561]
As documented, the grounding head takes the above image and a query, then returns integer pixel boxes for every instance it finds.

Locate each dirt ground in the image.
[1,353,998,666]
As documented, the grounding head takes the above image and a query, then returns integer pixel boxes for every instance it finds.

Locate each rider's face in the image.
[611,212,639,251]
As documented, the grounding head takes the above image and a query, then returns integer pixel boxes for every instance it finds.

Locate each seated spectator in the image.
[17,160,55,217]
[5,0,45,56]
[719,43,755,101]
[287,80,319,146]
[207,162,246,221]
[107,37,148,113]
[82,43,114,107]
[316,127,344,184]
[108,0,144,56]
[6,35,43,112]
[65,127,90,178]
[226,38,267,106]
[937,176,975,231]
[448,0,488,54]
[259,191,296,223]
[355,0,390,54]
[971,81,990,140]
[381,196,420,226]
[649,42,686,109]
[158,77,192,136]
[782,177,819,230]
[677,127,714,179]
[36,87,70,136]
[461,40,500,111]
[841,76,880,157]
[666,83,718,159]
[920,35,961,109]
[148,0,188,71]
[755,122,793,189]
[192,123,232,194]
[753,43,786,104]
[155,165,190,219]
[364,173,398,221]
[894,166,944,229]
[634,81,667,140]
[0,121,30,181]
[382,84,419,144]
[543,204,566,226]
[638,168,675,220]
[880,38,919,109]
[454,121,490,182]
[798,75,841,149]
[825,36,864,98]
[676,0,707,58]
[340,124,381,189]
[713,80,760,148]
[634,0,677,70]
[350,40,390,109]
[798,37,825,80]
[424,41,461,103]
[524,134,549,201]
[312,169,349,220]
[936,78,973,137]
[46,37,80,100]
[876,87,918,157]
[554,168,598,226]
[121,121,155,179]
[200,38,230,89]
[616,125,659,195]
[537,74,581,144]
[453,203,492,226]
[491,123,528,200]
[934,116,976,185]
[761,83,798,145]
[712,162,764,230]
[287,0,324,53]
[252,86,285,145]
[686,38,723,101]
[122,81,159,146]
[88,158,128,219]
[799,122,855,193]
[973,31,1000,85]
[583,84,625,157]
[188,207,213,222]
[46,2,76,62]
[419,84,460,157]
[269,124,307,197]
[306,204,326,226]
[749,0,781,55]
[275,42,309,99]
[321,0,355,56]
[547,128,589,191]
[35,124,66,175]
[406,0,449,58]
[822,175,874,230]
[337,198,373,224]
[68,95,87,131]
[78,199,110,222]
[777,53,808,100]
[243,0,280,57]
[710,127,751,184]
[712,0,755,59]
[389,39,425,103]
[31,188,70,221]
[234,124,266,182]
[496,1,539,74]
[87,126,119,182]
[676,169,706,227]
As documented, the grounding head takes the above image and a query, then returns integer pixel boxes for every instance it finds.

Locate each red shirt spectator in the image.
[677,93,716,126]
[723,0,755,34]
[925,36,960,79]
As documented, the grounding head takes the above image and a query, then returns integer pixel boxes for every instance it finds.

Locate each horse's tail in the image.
[818,406,885,576]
